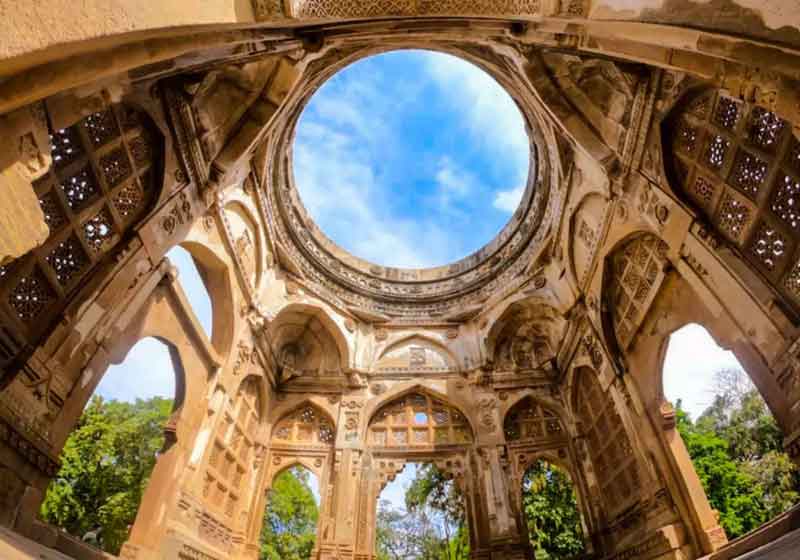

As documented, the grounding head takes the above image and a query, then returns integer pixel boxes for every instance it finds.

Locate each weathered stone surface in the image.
[1,4,800,560]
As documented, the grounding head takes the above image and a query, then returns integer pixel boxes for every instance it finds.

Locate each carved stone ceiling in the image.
[260,41,561,321]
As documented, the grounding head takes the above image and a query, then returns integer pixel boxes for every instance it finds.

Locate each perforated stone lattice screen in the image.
[0,103,160,368]
[205,378,262,523]
[607,234,669,350]
[369,392,472,448]
[503,397,565,442]
[576,370,640,517]
[667,89,800,305]
[272,404,336,446]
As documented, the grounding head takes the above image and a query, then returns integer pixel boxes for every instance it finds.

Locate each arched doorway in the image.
[663,323,800,539]
[38,336,181,555]
[260,465,320,560]
[375,461,469,560]
[520,459,585,559]
[261,401,337,559]
[365,390,476,560]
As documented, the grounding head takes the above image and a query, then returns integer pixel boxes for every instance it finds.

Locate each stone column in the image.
[0,103,50,266]
[471,447,532,560]
[313,448,363,560]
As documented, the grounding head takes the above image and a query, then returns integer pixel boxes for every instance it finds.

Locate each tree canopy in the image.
[376,463,470,560]
[40,395,172,555]
[675,368,799,539]
[260,467,320,560]
[522,460,585,559]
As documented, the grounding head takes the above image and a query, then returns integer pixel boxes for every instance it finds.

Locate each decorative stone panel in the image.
[291,0,541,18]
[369,392,472,448]
[607,234,668,350]
[0,102,161,373]
[665,89,800,308]
[576,368,640,519]
[503,396,565,443]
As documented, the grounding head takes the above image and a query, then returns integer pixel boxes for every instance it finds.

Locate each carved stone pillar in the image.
[313,448,362,560]
[471,447,532,560]
[0,103,51,265]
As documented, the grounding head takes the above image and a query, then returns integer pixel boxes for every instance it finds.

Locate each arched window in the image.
[0,103,161,370]
[606,234,669,349]
[664,89,800,306]
[369,392,472,448]
[575,369,639,516]
[504,397,565,442]
[272,404,335,446]
[205,377,262,520]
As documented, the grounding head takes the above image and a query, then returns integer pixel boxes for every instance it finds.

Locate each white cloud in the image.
[662,323,744,419]
[432,156,477,217]
[420,51,530,187]
[294,65,459,269]
[293,50,530,268]
[493,185,524,213]
[94,337,176,402]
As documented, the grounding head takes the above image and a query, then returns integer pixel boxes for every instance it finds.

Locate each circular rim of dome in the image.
[291,49,533,274]
[263,43,559,318]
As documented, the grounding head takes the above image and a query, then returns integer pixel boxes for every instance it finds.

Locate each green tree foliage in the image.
[40,396,172,555]
[376,464,469,560]
[676,369,800,539]
[260,467,319,560]
[522,460,585,559]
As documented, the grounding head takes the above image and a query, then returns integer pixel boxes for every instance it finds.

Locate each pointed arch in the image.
[373,334,459,373]
[174,238,235,357]
[367,387,473,449]
[271,401,336,447]
[223,200,263,289]
[503,395,566,444]
[600,232,669,354]
[485,297,564,370]
[269,303,350,373]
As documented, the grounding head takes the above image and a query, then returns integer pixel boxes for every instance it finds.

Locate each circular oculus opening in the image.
[293,49,532,271]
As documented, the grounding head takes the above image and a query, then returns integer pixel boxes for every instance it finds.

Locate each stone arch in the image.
[268,458,325,489]
[0,100,164,377]
[222,200,262,290]
[173,239,235,356]
[372,333,460,373]
[269,303,350,378]
[600,231,670,356]
[271,401,337,447]
[485,297,565,371]
[662,86,800,314]
[366,387,474,449]
[569,192,610,290]
[52,279,211,453]
[503,395,567,444]
[516,454,590,556]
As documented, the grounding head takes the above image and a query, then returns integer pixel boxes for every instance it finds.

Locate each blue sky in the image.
[93,51,748,511]
[293,50,530,268]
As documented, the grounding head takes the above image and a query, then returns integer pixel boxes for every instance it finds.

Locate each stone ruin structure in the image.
[2,1,800,559]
